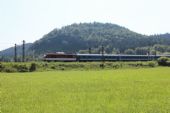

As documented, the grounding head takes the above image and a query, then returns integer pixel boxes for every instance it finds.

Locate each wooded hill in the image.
[1,22,170,59]
[0,43,32,61]
[29,22,170,55]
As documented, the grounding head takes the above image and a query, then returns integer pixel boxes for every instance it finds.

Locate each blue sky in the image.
[0,0,170,50]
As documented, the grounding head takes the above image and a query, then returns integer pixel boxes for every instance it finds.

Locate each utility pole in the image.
[100,45,105,68]
[22,40,25,62]
[154,50,157,60]
[148,48,150,61]
[101,45,105,62]
[89,47,91,54]
[102,45,104,55]
[14,44,17,62]
[117,49,121,61]
[32,50,35,61]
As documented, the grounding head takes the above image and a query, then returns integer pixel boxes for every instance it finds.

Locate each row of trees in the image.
[125,44,170,55]
[79,44,170,55]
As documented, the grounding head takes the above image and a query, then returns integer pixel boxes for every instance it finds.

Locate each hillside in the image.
[1,22,170,58]
[0,43,32,56]
[29,22,147,54]
[29,22,170,54]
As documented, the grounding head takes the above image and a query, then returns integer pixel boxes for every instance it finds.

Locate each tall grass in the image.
[1,67,170,113]
[0,61,158,72]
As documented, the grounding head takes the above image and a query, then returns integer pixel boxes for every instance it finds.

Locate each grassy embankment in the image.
[1,67,170,113]
[0,61,157,72]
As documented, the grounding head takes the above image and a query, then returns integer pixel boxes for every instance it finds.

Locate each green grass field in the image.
[1,67,170,113]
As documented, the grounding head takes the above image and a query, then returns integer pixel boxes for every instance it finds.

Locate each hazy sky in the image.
[0,0,170,50]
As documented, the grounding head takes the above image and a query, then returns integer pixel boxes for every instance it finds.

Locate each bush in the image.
[4,67,17,73]
[166,61,170,66]
[157,57,170,66]
[100,64,105,68]
[128,62,143,67]
[29,63,36,72]
[0,63,5,72]
[60,67,65,70]
[148,61,157,67]
[17,64,29,72]
[51,65,56,69]
[112,64,120,69]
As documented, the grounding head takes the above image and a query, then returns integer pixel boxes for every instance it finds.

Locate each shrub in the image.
[166,61,170,66]
[4,67,17,73]
[157,57,170,66]
[0,63,5,72]
[0,63,4,68]
[29,63,36,72]
[136,62,143,66]
[17,64,28,72]
[51,66,56,69]
[43,63,48,67]
[60,67,65,70]
[112,64,120,69]
[100,64,105,68]
[128,62,143,67]
[148,61,157,67]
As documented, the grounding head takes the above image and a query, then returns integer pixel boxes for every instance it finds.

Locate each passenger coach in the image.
[43,53,170,62]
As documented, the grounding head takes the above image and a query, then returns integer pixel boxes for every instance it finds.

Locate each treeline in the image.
[79,44,170,55]
[125,44,170,55]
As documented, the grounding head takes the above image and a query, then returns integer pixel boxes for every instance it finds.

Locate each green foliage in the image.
[167,47,170,52]
[0,61,160,73]
[154,44,167,53]
[157,57,170,66]
[124,49,135,54]
[112,48,120,54]
[79,50,89,54]
[1,23,170,61]
[0,63,5,71]
[148,61,157,67]
[0,43,32,57]
[3,67,17,73]
[29,22,170,55]
[135,47,149,55]
[15,64,29,72]
[29,63,36,72]
[1,68,170,113]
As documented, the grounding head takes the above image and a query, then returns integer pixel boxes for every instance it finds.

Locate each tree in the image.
[166,47,170,52]
[135,47,148,55]
[79,50,89,54]
[157,57,170,66]
[29,63,36,72]
[112,48,120,54]
[153,44,166,53]
[124,49,135,55]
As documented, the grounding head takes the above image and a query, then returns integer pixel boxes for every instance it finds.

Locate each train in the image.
[43,53,170,62]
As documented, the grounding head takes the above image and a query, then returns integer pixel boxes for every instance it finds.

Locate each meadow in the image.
[0,61,157,72]
[1,67,170,113]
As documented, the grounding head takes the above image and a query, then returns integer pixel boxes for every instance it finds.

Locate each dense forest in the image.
[1,22,170,61]
[29,22,170,55]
